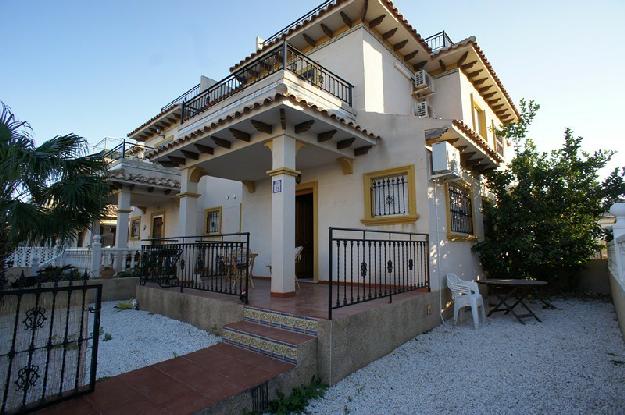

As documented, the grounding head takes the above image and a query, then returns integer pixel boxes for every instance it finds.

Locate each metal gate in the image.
[0,282,102,414]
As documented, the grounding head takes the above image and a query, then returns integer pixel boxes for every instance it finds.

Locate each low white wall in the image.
[609,271,625,341]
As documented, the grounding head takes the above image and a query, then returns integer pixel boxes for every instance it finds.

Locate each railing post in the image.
[282,41,288,70]
[328,227,333,320]
[91,235,101,279]
[121,141,126,159]
[348,85,353,107]
[180,101,185,125]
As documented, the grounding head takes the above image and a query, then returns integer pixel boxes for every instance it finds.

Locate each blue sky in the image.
[1,0,623,174]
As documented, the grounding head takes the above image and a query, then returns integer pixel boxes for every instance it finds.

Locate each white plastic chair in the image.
[446,273,486,329]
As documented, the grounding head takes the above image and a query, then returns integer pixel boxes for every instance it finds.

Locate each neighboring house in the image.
[111,0,518,297]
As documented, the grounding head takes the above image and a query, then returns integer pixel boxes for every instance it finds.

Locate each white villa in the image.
[98,0,517,300]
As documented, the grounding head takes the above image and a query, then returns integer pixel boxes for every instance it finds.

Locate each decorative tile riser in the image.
[222,329,298,364]
[243,307,319,336]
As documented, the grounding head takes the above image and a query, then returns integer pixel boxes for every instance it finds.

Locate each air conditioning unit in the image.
[415,100,432,118]
[432,141,461,178]
[413,70,434,96]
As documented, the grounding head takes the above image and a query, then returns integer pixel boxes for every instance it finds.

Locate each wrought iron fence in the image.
[425,31,454,51]
[261,0,337,48]
[328,228,430,319]
[0,280,102,414]
[103,141,154,163]
[181,42,353,123]
[138,233,250,303]
[161,83,200,113]
[448,185,474,235]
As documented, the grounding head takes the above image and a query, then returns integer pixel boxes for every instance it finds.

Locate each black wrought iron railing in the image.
[261,0,337,48]
[138,233,250,303]
[0,280,102,413]
[370,174,408,217]
[425,31,454,51]
[103,141,154,163]
[181,42,353,123]
[161,83,201,113]
[328,228,430,320]
[448,186,474,235]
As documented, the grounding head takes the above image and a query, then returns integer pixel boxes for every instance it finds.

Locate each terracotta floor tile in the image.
[84,377,137,410]
[35,396,97,415]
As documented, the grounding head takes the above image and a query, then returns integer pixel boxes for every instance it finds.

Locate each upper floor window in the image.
[446,183,475,239]
[471,94,487,140]
[130,218,141,240]
[362,165,418,225]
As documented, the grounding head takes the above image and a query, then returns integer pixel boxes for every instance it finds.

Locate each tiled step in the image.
[243,305,320,336]
[222,321,314,364]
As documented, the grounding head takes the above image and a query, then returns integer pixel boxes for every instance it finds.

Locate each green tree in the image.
[0,103,110,286]
[474,99,625,288]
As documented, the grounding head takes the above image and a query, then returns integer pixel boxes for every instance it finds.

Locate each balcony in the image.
[180,42,353,124]
[105,141,181,203]
[425,31,454,51]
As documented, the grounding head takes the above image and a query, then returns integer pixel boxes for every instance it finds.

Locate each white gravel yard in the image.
[308,298,625,415]
[95,300,220,379]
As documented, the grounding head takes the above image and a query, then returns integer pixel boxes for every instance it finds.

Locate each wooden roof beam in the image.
[317,130,337,142]
[211,136,231,149]
[403,50,418,61]
[337,137,355,149]
[354,145,372,156]
[294,120,315,134]
[180,150,199,160]
[461,60,478,70]
[457,51,469,66]
[251,119,273,134]
[321,23,334,39]
[229,128,251,142]
[194,143,214,155]
[340,11,353,28]
[368,14,385,29]
[394,39,408,51]
[303,33,316,47]
[383,28,397,40]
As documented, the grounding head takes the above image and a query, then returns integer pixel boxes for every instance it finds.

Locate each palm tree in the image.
[0,102,110,287]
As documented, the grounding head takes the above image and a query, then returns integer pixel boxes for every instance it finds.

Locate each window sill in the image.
[448,233,478,242]
[361,214,419,226]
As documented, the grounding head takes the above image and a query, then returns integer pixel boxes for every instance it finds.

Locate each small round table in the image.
[477,279,548,324]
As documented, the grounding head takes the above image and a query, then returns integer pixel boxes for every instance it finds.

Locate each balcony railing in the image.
[103,141,154,163]
[328,227,430,320]
[261,0,337,48]
[181,42,353,123]
[161,83,201,113]
[425,31,454,51]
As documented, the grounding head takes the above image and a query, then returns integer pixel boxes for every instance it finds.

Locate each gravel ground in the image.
[307,298,625,415]
[96,300,220,379]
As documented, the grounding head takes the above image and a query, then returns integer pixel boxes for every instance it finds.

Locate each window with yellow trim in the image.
[446,183,475,239]
[471,95,487,139]
[362,165,418,225]
[129,218,141,240]
[205,207,222,235]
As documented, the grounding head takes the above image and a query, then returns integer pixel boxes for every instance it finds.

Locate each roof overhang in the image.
[425,120,503,173]
[230,0,432,74]
[149,92,381,180]
[428,38,519,123]
[127,105,182,142]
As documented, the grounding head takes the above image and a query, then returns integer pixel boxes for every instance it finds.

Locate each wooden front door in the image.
[151,215,164,239]
[295,192,314,279]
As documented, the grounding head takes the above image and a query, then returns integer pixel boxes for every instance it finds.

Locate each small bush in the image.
[103,333,112,342]
[267,376,327,414]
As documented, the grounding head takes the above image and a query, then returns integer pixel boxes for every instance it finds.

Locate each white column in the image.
[114,189,131,272]
[611,203,625,240]
[90,235,102,279]
[178,169,200,237]
[269,135,298,296]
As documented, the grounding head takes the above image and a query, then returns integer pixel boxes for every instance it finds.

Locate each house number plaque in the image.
[272,179,282,193]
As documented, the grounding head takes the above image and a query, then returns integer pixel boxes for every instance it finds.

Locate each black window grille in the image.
[448,185,473,234]
[370,174,408,217]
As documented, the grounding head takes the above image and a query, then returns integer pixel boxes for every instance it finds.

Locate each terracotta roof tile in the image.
[127,105,181,139]
[451,119,503,163]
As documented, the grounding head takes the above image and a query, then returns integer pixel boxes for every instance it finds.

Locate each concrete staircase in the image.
[222,306,319,365]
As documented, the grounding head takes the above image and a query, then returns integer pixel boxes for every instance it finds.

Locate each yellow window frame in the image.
[362,164,418,226]
[445,181,477,242]
[204,206,223,235]
[129,217,141,240]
